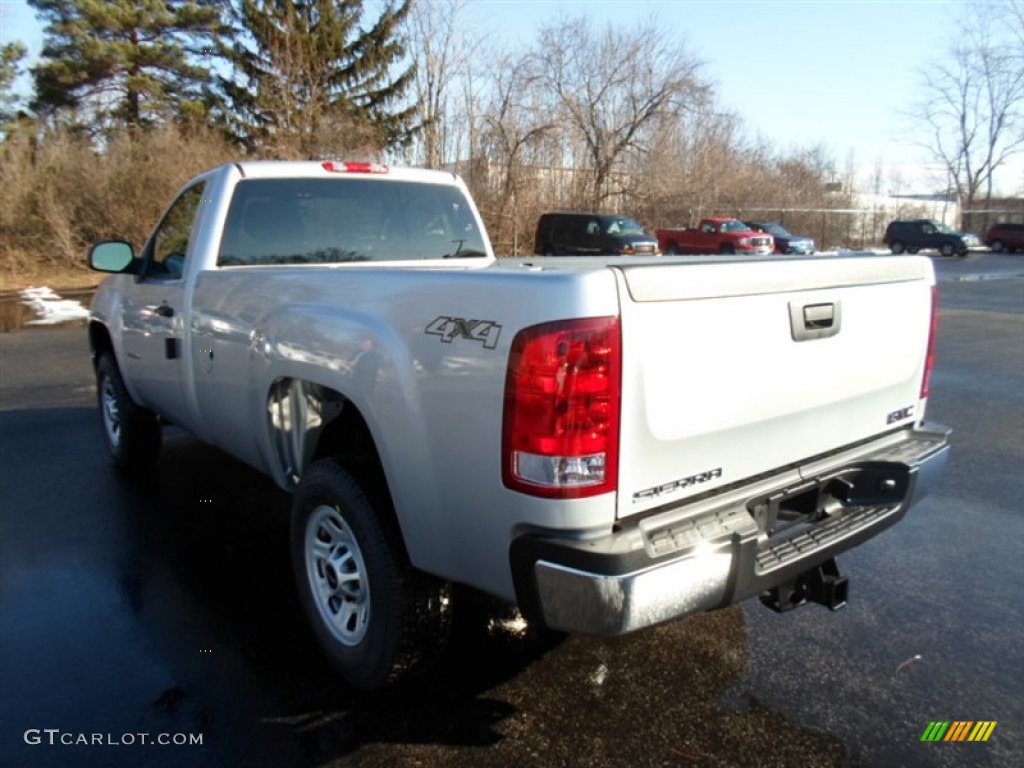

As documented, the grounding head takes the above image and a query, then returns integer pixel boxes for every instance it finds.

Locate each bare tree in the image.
[405,0,482,168]
[532,15,707,210]
[914,5,1024,226]
[476,51,556,252]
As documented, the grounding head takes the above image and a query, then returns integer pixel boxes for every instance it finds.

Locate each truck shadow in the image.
[1,408,859,767]
[119,434,859,767]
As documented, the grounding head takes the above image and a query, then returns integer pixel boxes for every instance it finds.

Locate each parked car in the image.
[883,219,980,257]
[656,217,773,255]
[984,222,1024,253]
[534,212,659,256]
[742,221,816,255]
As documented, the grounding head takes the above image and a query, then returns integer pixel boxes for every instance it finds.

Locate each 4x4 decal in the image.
[425,316,502,349]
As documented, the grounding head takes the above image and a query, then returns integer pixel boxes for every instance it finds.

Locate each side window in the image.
[922,224,935,234]
[586,219,600,236]
[147,183,205,279]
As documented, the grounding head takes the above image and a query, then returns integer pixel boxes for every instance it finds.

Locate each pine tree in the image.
[28,0,224,130]
[1,42,28,131]
[217,0,415,158]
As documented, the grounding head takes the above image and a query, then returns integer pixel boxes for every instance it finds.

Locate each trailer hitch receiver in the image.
[760,558,848,612]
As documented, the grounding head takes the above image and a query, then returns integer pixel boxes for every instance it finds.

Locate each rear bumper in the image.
[510,423,950,635]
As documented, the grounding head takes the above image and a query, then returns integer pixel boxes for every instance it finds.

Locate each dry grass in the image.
[1,124,235,284]
[0,262,103,294]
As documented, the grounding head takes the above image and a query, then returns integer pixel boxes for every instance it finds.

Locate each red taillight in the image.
[921,284,938,398]
[321,161,389,174]
[502,317,621,498]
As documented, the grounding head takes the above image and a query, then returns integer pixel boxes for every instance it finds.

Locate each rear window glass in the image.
[217,178,487,266]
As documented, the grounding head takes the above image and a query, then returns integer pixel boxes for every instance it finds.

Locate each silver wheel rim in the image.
[100,375,121,448]
[305,504,370,646]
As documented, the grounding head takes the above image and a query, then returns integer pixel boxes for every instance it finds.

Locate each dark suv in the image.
[984,222,1024,253]
[883,219,980,258]
[534,212,658,256]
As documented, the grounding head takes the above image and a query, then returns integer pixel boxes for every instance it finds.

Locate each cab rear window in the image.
[217,178,487,266]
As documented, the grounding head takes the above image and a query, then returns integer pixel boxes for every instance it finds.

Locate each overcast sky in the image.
[3,0,1022,195]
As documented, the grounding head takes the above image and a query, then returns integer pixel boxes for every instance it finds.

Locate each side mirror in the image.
[89,241,137,273]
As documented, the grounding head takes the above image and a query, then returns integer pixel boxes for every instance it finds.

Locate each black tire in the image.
[890,241,906,254]
[990,240,1004,253]
[96,353,161,472]
[666,243,680,255]
[290,459,451,689]
[719,244,736,255]
[939,243,955,257]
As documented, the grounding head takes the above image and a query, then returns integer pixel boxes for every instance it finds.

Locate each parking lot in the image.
[1,253,1022,767]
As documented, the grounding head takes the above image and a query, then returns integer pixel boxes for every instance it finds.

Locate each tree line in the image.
[2,1,1021,279]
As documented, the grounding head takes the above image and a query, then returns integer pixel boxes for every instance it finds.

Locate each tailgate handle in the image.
[790,300,841,341]
[803,303,834,329]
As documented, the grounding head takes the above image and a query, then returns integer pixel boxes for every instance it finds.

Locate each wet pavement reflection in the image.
[1,415,859,767]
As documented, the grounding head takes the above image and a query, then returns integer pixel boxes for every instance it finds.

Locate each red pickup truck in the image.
[657,217,774,255]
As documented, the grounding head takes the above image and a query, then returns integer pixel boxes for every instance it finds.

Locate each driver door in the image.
[120,182,205,424]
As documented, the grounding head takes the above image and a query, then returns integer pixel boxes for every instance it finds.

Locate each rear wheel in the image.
[291,460,451,689]
[96,353,161,472]
[890,241,906,254]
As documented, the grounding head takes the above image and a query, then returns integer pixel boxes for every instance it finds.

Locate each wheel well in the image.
[89,322,114,370]
[268,378,406,549]
[313,400,383,471]
[267,378,395,513]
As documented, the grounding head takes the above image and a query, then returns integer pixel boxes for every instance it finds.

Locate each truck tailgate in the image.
[614,255,935,519]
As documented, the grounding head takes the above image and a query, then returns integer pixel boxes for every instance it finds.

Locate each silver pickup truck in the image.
[87,161,950,688]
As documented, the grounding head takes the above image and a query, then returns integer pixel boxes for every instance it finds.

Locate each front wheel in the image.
[939,243,955,257]
[290,460,451,689]
[96,353,161,472]
[990,240,1004,253]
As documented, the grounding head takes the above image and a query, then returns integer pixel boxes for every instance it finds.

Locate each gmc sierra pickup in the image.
[87,161,950,689]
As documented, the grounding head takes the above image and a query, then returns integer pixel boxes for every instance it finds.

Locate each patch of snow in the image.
[20,286,90,326]
[831,247,891,256]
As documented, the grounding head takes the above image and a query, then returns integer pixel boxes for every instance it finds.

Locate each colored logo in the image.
[920,721,997,742]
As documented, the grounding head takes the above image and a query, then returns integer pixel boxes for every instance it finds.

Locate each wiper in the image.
[442,250,487,259]
[442,239,487,258]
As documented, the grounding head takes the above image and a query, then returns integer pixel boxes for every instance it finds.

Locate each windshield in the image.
[759,223,792,237]
[720,220,751,233]
[600,216,647,236]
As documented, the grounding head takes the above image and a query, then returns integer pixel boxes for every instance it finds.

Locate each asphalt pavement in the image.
[1,254,1022,767]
